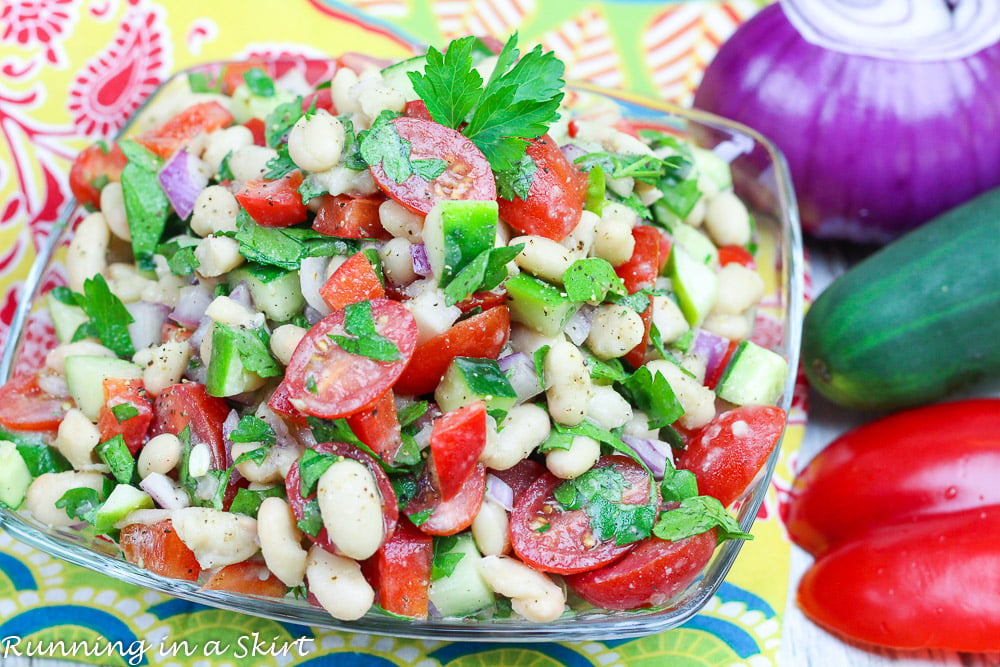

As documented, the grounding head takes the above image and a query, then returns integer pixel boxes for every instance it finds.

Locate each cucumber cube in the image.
[668,245,717,327]
[0,441,33,509]
[93,484,153,534]
[64,356,144,420]
[229,268,305,322]
[435,357,518,413]
[47,292,88,344]
[716,340,789,406]
[428,533,495,618]
[423,200,498,286]
[505,273,580,338]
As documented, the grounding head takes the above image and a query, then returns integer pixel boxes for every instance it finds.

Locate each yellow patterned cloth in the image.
[0,1,805,665]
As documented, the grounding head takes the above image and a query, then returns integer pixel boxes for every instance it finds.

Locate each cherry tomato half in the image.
[69,142,128,210]
[312,194,391,240]
[120,519,201,582]
[149,382,231,470]
[431,401,487,502]
[0,372,70,432]
[135,101,234,159]
[406,461,485,536]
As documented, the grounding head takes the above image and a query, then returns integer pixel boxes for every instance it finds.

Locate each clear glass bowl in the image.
[0,59,804,642]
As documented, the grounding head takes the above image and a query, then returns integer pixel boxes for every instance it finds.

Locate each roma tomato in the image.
[394,306,510,396]
[319,250,385,311]
[120,519,201,581]
[69,142,128,209]
[406,462,485,536]
[281,299,417,419]
[497,134,587,241]
[677,405,785,508]
[366,517,433,619]
[0,372,69,432]
[565,530,717,611]
[312,194,391,240]
[797,505,1000,652]
[787,398,1000,556]
[96,377,153,455]
[510,455,656,575]
[369,117,496,215]
[150,382,230,470]
[201,560,288,597]
[135,101,233,159]
[431,401,487,501]
[345,389,402,464]
[235,171,308,227]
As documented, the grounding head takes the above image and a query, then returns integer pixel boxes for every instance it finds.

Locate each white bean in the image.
[471,497,510,557]
[132,341,192,397]
[711,263,765,316]
[477,555,566,623]
[316,459,385,561]
[651,295,689,344]
[560,210,600,257]
[137,433,182,478]
[204,295,260,328]
[201,125,254,176]
[288,109,345,172]
[24,471,106,527]
[311,163,378,196]
[586,303,645,360]
[592,203,636,266]
[105,262,157,304]
[189,185,240,237]
[53,409,102,471]
[586,385,633,430]
[379,237,417,285]
[269,324,306,366]
[228,145,278,183]
[702,311,753,342]
[99,182,130,241]
[67,212,110,292]
[306,545,374,621]
[545,435,600,479]
[684,196,707,227]
[330,67,361,115]
[171,507,259,569]
[544,340,591,427]
[45,340,116,375]
[258,497,308,587]
[194,235,244,278]
[480,404,550,470]
[139,274,185,308]
[403,284,462,345]
[704,190,751,247]
[510,235,574,284]
[645,360,716,430]
[378,199,423,241]
[231,443,302,485]
[355,77,406,126]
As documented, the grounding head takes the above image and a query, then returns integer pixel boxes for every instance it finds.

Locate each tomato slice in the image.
[677,405,786,508]
[431,401,487,502]
[406,462,485,536]
[201,560,288,597]
[69,141,128,209]
[369,117,496,215]
[0,372,69,432]
[497,134,587,241]
[366,517,432,619]
[312,194,391,240]
[120,519,201,581]
[281,299,417,419]
[243,117,267,147]
[487,458,546,501]
[394,306,510,397]
[717,244,756,268]
[565,529,717,611]
[97,377,153,455]
[235,171,309,227]
[285,441,399,555]
[345,389,402,464]
[319,250,385,311]
[135,101,234,159]
[150,382,230,469]
[510,455,655,575]
[402,99,433,121]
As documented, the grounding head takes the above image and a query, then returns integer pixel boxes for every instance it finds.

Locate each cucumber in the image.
[427,533,494,618]
[92,484,153,534]
[0,441,33,509]
[670,222,719,267]
[380,55,427,102]
[716,340,788,406]
[435,357,517,413]
[205,323,262,397]
[423,200,498,286]
[668,244,717,327]
[229,268,304,322]
[692,146,733,192]
[505,272,580,337]
[64,356,144,420]
[803,186,1000,411]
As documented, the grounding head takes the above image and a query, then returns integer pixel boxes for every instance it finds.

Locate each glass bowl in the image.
[0,58,803,642]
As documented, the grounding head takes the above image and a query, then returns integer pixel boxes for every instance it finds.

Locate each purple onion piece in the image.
[410,243,432,277]
[140,473,190,510]
[158,148,208,220]
[497,352,543,402]
[126,300,170,352]
[485,473,514,512]
[222,409,240,443]
[691,328,732,380]
[563,305,594,346]
[621,433,672,480]
[560,143,586,163]
[299,256,333,317]
[188,314,212,350]
[170,284,213,327]
[228,281,253,309]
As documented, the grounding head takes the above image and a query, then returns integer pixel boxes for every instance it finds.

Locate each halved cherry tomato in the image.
[150,382,230,470]
[69,141,128,209]
[369,117,496,215]
[120,519,201,581]
[510,455,656,575]
[235,171,309,227]
[677,405,786,508]
[319,250,385,311]
[97,377,153,455]
[488,458,545,501]
[497,134,587,241]
[134,101,234,159]
[718,244,756,268]
[243,117,267,147]
[285,441,398,555]
[346,389,402,464]
[265,383,307,427]
[281,299,417,419]
[0,372,69,432]
[565,529,717,611]
[366,517,432,619]
[201,560,288,597]
[394,306,510,396]
[406,461,485,536]
[312,194,391,240]
[431,401,487,501]
[402,99,433,121]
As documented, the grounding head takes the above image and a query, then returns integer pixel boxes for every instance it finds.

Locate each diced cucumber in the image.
[205,323,262,397]
[668,245,717,327]
[692,146,733,193]
[670,222,719,267]
[92,484,153,534]
[229,268,305,322]
[47,293,88,344]
[229,86,295,124]
[428,533,495,618]
[380,55,427,102]
[716,340,789,406]
[423,200,498,286]
[435,357,517,413]
[505,273,580,338]
[0,441,33,509]
[64,356,143,420]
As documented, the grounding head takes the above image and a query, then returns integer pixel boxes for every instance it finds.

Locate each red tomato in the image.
[369,117,496,215]
[717,244,756,268]
[96,377,153,455]
[243,117,267,147]
[454,288,507,314]
[281,299,417,419]
[120,519,201,582]
[161,323,193,343]
[0,372,69,432]
[312,194,391,240]
[302,88,336,114]
[623,298,653,370]
[431,401,487,501]
[367,517,432,619]
[69,141,128,209]
[677,405,786,508]
[488,458,545,501]
[510,455,656,575]
[616,224,662,293]
[497,134,587,241]
[135,101,234,159]
[402,99,433,121]
[319,250,385,311]
[235,171,308,227]
[704,339,739,391]
[565,529,717,611]
[265,383,307,426]
[346,389,402,464]
[394,306,510,396]
[797,506,1000,652]
[219,61,267,95]
[149,383,230,471]
[285,441,399,555]
[201,560,288,597]
[406,462,485,536]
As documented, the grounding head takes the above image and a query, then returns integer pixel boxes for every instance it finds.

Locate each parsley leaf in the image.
[431,535,466,579]
[298,176,328,205]
[264,95,304,147]
[228,414,277,445]
[652,496,752,543]
[224,209,357,269]
[212,323,282,378]
[228,485,285,518]
[95,434,135,484]
[55,487,102,525]
[69,274,135,358]
[620,365,684,429]
[554,467,657,546]
[110,403,139,423]
[563,258,627,303]
[411,158,448,181]
[359,111,447,185]
[244,67,276,97]
[495,151,537,201]
[339,116,368,171]
[298,448,338,497]
[442,244,522,306]
[264,144,297,179]
[329,300,401,362]
[407,38,481,129]
[660,467,699,503]
[119,140,169,266]
[297,498,324,536]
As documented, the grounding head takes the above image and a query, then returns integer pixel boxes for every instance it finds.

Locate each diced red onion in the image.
[304,305,325,325]
[497,352,543,403]
[621,433,673,480]
[170,284,213,327]
[563,305,594,347]
[410,243,432,277]
[139,474,191,510]
[560,143,587,162]
[126,300,170,352]
[691,328,732,381]
[485,473,514,512]
[188,314,212,350]
[299,256,333,317]
[158,148,208,220]
[36,372,69,398]
[222,409,240,442]
[228,281,253,309]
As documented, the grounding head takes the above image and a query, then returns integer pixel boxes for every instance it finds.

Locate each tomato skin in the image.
[431,401,487,501]
[312,194,391,240]
[566,530,717,611]
[497,134,587,241]
[367,517,433,619]
[201,560,288,597]
[235,171,309,227]
[717,244,756,268]
[677,405,785,509]
[0,372,69,432]
[797,506,1000,652]
[346,389,402,464]
[319,250,385,311]
[394,306,510,397]
[487,458,545,501]
[149,383,230,470]
[97,377,153,455]
[787,398,1000,556]
[510,455,656,575]
[135,101,234,159]
[281,299,417,419]
[120,519,201,582]
[69,142,128,209]
[369,117,496,215]
[243,117,267,146]
[402,99,433,121]
[406,462,485,536]
[616,225,661,368]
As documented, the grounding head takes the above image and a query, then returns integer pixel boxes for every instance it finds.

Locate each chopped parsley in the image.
[243,67,276,98]
[110,403,139,424]
[562,258,627,303]
[119,140,169,268]
[328,300,401,362]
[553,467,657,546]
[442,244,523,306]
[431,535,466,579]
[228,414,277,445]
[652,496,752,543]
[67,274,135,358]
[620,365,685,429]
[359,110,447,184]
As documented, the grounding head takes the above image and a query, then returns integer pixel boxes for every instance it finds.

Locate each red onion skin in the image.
[693,3,1000,243]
